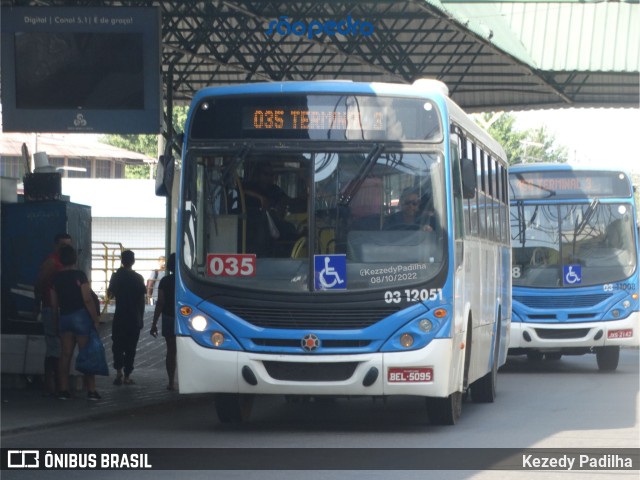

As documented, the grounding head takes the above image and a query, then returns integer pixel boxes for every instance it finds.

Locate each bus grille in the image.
[227,306,399,330]
[535,328,591,339]
[513,294,611,309]
[252,339,371,348]
[263,361,358,381]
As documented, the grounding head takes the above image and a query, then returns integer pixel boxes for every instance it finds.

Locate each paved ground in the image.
[0,307,206,435]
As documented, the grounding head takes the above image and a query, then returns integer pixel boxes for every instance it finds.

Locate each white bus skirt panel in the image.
[176,336,454,397]
[509,311,639,350]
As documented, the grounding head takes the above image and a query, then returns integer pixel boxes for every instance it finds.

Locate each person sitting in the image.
[243,163,290,212]
[384,188,435,232]
[384,188,421,230]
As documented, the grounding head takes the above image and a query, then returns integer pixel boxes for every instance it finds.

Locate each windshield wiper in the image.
[572,198,599,256]
[338,143,384,206]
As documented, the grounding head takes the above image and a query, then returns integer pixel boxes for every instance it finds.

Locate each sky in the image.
[511,107,640,174]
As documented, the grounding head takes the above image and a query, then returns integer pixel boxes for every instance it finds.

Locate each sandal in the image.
[113,376,123,386]
[123,378,135,385]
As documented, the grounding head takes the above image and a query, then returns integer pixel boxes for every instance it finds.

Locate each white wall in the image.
[91,217,166,297]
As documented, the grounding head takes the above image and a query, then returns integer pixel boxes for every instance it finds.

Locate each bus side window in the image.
[450,138,465,240]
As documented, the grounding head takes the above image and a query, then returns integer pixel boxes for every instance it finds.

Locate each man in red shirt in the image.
[35,233,72,396]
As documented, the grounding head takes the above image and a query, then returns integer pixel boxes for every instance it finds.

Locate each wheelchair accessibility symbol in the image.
[314,255,346,290]
[563,265,582,285]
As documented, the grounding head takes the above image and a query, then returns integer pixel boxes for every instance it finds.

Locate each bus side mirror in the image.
[155,154,174,197]
[461,158,476,199]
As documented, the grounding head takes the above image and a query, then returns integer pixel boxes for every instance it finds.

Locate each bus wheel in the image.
[215,393,254,423]
[596,346,620,372]
[426,392,462,426]
[471,324,500,403]
[526,351,544,362]
[545,352,562,361]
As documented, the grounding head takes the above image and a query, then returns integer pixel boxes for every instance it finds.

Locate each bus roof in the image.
[189,79,507,160]
[191,79,452,101]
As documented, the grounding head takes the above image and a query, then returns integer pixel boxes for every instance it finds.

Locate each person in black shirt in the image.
[107,250,146,386]
[150,253,177,390]
[51,244,101,400]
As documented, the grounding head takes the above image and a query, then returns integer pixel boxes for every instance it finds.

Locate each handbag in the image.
[75,328,109,376]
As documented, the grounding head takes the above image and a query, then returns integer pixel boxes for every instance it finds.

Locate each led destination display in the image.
[190,94,442,141]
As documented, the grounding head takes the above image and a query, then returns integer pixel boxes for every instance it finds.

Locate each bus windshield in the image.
[511,201,637,288]
[181,148,446,293]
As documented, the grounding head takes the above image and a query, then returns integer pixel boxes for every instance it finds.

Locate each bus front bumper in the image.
[508,312,639,350]
[176,336,455,397]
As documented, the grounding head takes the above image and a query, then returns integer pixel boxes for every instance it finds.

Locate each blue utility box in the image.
[1,200,91,335]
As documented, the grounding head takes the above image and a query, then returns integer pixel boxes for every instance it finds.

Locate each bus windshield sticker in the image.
[314,255,347,290]
[563,265,582,285]
[206,254,256,277]
[360,263,428,286]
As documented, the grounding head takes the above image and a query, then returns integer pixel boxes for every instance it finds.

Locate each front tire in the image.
[472,321,500,403]
[596,346,620,372]
[426,392,462,425]
[215,393,254,423]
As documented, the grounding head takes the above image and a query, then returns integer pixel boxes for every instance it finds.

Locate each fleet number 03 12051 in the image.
[384,288,443,304]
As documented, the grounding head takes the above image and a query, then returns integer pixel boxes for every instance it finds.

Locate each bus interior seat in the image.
[290,237,308,259]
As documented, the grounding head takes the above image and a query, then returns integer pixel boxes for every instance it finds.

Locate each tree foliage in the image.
[99,106,189,179]
[477,112,568,165]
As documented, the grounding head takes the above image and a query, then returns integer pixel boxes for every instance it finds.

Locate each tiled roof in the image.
[0,133,155,163]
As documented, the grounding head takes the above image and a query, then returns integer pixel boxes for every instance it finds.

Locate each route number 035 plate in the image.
[387,367,433,383]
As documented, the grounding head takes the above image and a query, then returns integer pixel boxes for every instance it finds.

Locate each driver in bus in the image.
[384,187,434,231]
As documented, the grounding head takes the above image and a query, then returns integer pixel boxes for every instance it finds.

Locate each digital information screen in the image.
[509,170,632,200]
[1,6,161,133]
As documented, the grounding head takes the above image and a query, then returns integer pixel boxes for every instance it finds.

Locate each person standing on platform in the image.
[51,244,101,400]
[146,255,166,305]
[34,232,72,396]
[150,253,177,390]
[107,250,146,386]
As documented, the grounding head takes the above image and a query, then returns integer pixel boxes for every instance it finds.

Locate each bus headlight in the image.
[211,331,225,347]
[418,318,433,333]
[190,315,208,332]
[400,333,414,348]
[622,300,631,309]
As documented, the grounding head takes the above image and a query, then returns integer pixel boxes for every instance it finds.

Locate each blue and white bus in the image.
[509,163,639,370]
[173,79,511,424]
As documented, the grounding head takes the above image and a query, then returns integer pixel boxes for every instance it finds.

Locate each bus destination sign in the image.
[509,170,631,200]
[243,107,386,132]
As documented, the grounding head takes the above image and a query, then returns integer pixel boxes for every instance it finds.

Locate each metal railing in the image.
[91,242,166,303]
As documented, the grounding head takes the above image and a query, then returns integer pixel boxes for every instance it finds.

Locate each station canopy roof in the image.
[3,0,639,112]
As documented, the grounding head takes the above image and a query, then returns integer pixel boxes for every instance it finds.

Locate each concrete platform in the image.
[1,308,209,435]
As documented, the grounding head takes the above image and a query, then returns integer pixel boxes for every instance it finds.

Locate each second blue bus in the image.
[509,163,639,370]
